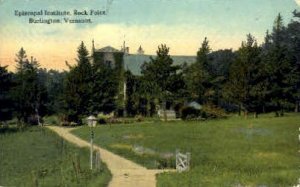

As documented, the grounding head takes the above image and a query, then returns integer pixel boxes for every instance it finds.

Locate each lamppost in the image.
[87,115,97,170]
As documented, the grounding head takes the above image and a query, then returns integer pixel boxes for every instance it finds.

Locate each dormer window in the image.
[105,60,112,67]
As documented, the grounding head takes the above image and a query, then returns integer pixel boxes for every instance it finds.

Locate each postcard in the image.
[0,0,299,186]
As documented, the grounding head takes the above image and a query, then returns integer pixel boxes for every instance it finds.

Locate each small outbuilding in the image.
[187,101,202,110]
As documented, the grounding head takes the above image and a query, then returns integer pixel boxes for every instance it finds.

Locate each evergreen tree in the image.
[124,70,139,116]
[185,37,211,103]
[262,14,300,115]
[13,48,45,125]
[91,65,118,114]
[0,65,13,124]
[45,70,66,114]
[207,49,235,107]
[63,41,92,123]
[225,34,262,116]
[141,44,179,118]
[286,10,300,112]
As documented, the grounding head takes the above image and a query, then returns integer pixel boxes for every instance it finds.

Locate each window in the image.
[105,60,112,67]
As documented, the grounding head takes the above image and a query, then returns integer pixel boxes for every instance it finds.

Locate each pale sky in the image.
[0,0,299,71]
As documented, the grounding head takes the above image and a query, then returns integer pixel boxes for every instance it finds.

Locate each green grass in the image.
[72,113,300,186]
[0,126,111,187]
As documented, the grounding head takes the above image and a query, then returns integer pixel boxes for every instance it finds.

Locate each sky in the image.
[0,0,299,71]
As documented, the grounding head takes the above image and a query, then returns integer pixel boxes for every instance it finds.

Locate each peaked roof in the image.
[95,46,122,53]
[124,54,196,75]
[187,101,202,110]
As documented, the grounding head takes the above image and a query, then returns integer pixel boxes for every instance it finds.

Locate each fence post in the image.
[187,152,191,171]
[95,151,101,171]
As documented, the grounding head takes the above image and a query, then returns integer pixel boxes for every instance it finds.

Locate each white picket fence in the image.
[176,150,191,172]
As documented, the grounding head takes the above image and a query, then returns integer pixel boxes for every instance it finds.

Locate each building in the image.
[91,41,196,116]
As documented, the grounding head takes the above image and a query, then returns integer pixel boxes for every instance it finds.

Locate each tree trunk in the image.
[163,101,167,122]
[254,112,258,118]
[146,98,151,117]
[243,109,248,119]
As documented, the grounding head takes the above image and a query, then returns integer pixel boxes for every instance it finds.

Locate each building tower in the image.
[137,45,144,55]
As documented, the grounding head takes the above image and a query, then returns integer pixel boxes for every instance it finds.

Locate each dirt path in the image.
[47,126,172,187]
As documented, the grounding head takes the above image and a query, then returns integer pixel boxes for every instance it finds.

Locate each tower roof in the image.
[95,46,122,53]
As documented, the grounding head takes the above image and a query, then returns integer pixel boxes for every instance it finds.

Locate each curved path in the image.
[47,126,172,187]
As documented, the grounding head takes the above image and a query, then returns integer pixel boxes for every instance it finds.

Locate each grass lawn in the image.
[72,113,300,186]
[0,126,111,187]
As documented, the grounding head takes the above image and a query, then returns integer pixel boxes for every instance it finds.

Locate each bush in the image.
[156,156,176,169]
[135,115,144,122]
[181,105,227,120]
[201,104,226,119]
[97,112,114,124]
[27,115,41,126]
[43,115,60,125]
[181,107,201,120]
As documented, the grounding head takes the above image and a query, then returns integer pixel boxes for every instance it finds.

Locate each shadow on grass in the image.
[0,126,20,134]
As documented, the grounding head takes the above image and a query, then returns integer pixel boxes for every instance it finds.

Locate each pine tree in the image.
[286,10,300,112]
[13,48,44,125]
[91,65,118,114]
[185,37,211,103]
[262,14,300,115]
[0,65,13,124]
[63,42,93,123]
[141,44,179,118]
[225,34,262,116]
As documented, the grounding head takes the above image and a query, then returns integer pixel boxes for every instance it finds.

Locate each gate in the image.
[176,150,191,172]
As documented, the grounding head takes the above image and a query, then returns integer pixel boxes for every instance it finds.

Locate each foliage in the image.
[63,42,93,123]
[91,65,118,114]
[12,48,47,125]
[43,115,60,125]
[201,104,227,119]
[141,44,183,112]
[0,65,13,123]
[224,34,263,115]
[44,70,66,115]
[185,37,212,103]
[181,106,201,120]
[261,13,300,114]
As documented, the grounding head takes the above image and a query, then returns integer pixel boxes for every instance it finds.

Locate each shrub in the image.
[97,112,114,124]
[135,115,144,122]
[43,115,60,125]
[201,104,226,119]
[156,156,176,169]
[181,107,201,120]
[27,115,41,126]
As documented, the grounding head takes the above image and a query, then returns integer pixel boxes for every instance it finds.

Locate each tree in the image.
[196,37,211,70]
[63,42,93,123]
[185,37,211,103]
[207,49,235,107]
[124,70,139,116]
[45,70,66,115]
[91,65,118,114]
[0,65,13,124]
[286,10,300,112]
[262,14,300,115]
[141,44,180,118]
[225,34,262,116]
[13,48,45,125]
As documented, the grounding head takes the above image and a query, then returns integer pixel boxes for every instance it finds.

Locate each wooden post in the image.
[90,128,94,170]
